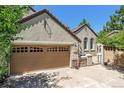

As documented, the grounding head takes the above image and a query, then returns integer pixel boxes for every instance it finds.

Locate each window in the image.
[90,38,94,49]
[47,47,69,52]
[30,47,43,52]
[84,37,88,49]
[12,46,28,53]
[12,48,16,53]
[24,47,28,52]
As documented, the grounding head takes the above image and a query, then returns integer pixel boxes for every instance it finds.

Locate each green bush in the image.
[97,30,124,49]
[0,67,8,82]
[0,6,28,82]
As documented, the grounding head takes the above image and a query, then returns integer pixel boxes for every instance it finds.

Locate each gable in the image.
[16,13,79,43]
[74,25,97,41]
[73,24,97,37]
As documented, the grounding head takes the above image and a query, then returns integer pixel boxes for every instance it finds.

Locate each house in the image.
[10,7,97,74]
[72,24,97,56]
[107,30,119,38]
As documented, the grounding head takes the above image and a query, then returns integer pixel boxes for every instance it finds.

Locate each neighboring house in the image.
[107,30,119,38]
[10,7,97,74]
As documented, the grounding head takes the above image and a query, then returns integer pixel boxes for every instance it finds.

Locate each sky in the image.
[33,5,120,33]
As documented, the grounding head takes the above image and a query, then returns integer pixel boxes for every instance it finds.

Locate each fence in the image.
[103,46,124,66]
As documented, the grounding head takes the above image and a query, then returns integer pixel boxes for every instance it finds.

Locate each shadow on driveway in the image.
[0,72,62,88]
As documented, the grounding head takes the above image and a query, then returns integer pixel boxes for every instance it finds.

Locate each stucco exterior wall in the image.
[16,13,78,44]
[75,26,97,56]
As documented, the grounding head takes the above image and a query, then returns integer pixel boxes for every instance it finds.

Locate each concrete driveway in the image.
[1,65,124,88]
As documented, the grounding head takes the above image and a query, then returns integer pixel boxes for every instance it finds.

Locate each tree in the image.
[97,5,124,45]
[111,31,124,49]
[79,18,90,26]
[116,6,124,26]
[0,5,28,81]
[106,6,124,31]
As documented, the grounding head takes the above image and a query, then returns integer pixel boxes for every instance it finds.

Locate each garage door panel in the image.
[10,45,70,74]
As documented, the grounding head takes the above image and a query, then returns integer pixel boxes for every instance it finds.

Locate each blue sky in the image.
[33,5,120,33]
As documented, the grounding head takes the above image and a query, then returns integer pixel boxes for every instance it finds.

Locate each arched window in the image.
[90,38,94,49]
[84,37,88,49]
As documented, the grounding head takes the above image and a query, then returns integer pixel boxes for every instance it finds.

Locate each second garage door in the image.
[10,44,70,74]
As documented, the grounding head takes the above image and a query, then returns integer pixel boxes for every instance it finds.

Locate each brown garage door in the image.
[10,45,70,74]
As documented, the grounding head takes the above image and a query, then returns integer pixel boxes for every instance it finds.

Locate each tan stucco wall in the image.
[75,26,97,56]
[16,13,78,44]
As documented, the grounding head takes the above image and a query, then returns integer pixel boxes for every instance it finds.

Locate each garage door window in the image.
[47,47,69,52]
[59,47,69,52]
[47,47,57,52]
[12,46,69,53]
[12,48,16,53]
[12,47,28,53]
[30,47,43,52]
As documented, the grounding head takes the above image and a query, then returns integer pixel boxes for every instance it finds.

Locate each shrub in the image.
[0,5,28,82]
[0,67,8,82]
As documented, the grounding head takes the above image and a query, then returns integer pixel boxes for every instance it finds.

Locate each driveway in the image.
[1,65,124,88]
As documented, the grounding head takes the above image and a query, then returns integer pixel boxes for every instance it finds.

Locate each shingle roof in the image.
[72,24,85,32]
[19,9,81,42]
[72,24,86,33]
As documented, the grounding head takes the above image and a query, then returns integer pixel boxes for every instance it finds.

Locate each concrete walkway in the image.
[51,65,124,88]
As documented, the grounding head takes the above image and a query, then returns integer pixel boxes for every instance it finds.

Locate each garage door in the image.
[10,45,70,74]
